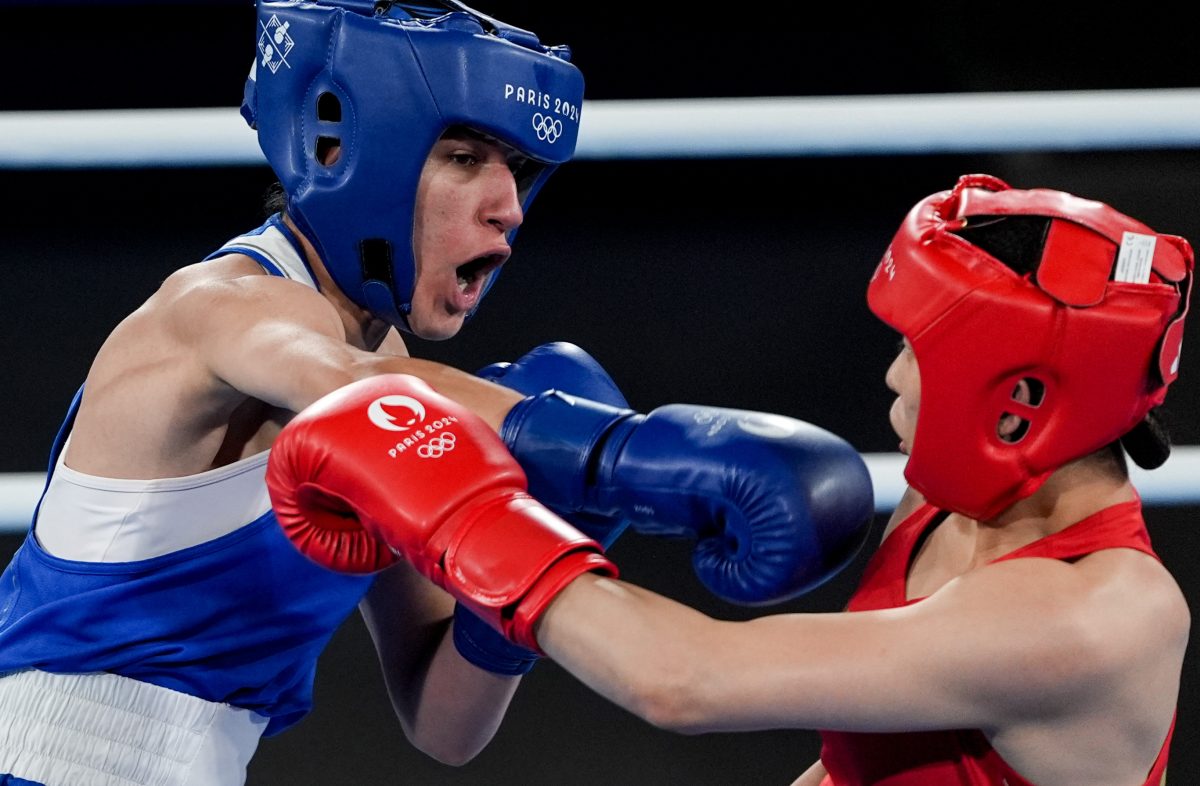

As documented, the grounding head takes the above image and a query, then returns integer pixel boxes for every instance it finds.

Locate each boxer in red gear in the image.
[522,175,1191,786]
[812,494,1172,786]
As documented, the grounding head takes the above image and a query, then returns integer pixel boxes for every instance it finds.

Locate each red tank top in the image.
[818,498,1174,786]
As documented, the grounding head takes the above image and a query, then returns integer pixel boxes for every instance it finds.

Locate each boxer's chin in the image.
[406,304,467,342]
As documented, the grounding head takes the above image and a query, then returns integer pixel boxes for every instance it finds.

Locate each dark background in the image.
[2,2,1198,784]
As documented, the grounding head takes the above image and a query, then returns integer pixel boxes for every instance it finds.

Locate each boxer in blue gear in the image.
[0,2,591,783]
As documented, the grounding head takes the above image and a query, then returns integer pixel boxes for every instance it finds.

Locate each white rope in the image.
[1,448,1197,532]
[0,474,45,534]
[4,88,1200,168]
[3,88,1197,531]
[867,446,1200,514]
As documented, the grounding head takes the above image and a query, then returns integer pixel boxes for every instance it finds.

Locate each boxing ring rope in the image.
[5,88,1200,167]
[1,88,1199,530]
[1,448,1198,531]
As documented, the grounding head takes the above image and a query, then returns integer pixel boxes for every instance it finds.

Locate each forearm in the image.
[397,630,521,766]
[535,575,941,736]
[370,328,523,431]
[535,575,736,733]
[268,349,523,431]
[540,568,1069,737]
[362,563,520,765]
[359,355,523,432]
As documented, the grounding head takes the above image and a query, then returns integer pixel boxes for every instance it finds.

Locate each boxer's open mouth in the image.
[456,254,505,292]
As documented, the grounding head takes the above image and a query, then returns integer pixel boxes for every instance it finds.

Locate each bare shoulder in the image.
[936,547,1189,686]
[950,550,1187,639]
[1075,547,1191,662]
[74,253,347,472]
[89,254,281,378]
[154,251,264,293]
[960,549,1187,778]
[159,253,338,331]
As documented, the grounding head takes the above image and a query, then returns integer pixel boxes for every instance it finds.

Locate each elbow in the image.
[425,750,480,769]
[407,732,490,768]
[622,662,715,735]
[615,620,740,735]
[396,700,500,767]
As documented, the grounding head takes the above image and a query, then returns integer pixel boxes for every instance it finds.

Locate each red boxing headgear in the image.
[868,174,1193,520]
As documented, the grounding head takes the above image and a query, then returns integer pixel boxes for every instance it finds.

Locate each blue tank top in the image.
[0,219,374,737]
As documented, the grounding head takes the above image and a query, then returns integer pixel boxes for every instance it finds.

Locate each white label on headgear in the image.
[1115,232,1156,284]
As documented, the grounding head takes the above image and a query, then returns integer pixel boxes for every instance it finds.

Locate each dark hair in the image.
[1120,408,1172,470]
[262,181,288,220]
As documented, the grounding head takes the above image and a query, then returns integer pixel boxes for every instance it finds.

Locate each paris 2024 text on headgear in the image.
[241,0,584,332]
[868,173,1193,520]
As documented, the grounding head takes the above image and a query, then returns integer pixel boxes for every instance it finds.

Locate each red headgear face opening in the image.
[867,174,1193,520]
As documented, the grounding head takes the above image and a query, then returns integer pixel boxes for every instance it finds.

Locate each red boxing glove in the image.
[266,374,616,650]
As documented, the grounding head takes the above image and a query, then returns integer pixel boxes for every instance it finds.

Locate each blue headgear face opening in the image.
[241,1,584,332]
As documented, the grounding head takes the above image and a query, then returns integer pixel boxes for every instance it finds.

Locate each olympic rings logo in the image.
[531,113,563,143]
[417,433,457,459]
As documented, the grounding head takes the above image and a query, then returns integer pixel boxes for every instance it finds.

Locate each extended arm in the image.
[168,266,522,429]
[534,557,1148,737]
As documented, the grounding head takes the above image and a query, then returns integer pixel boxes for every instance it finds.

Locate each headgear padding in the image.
[241,1,583,331]
[868,174,1193,520]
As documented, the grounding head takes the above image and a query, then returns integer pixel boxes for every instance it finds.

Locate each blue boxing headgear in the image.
[241,0,583,331]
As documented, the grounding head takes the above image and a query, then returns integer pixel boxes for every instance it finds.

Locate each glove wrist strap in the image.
[500,391,638,512]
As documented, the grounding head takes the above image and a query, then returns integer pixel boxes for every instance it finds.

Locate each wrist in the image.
[452,603,538,676]
[500,391,637,512]
[508,550,617,652]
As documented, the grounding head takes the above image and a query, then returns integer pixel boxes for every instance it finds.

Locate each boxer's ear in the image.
[996,378,1043,444]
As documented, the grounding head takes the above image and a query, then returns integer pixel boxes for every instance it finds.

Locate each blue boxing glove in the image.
[477,342,629,417]
[453,342,632,675]
[500,393,875,605]
[475,342,632,549]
